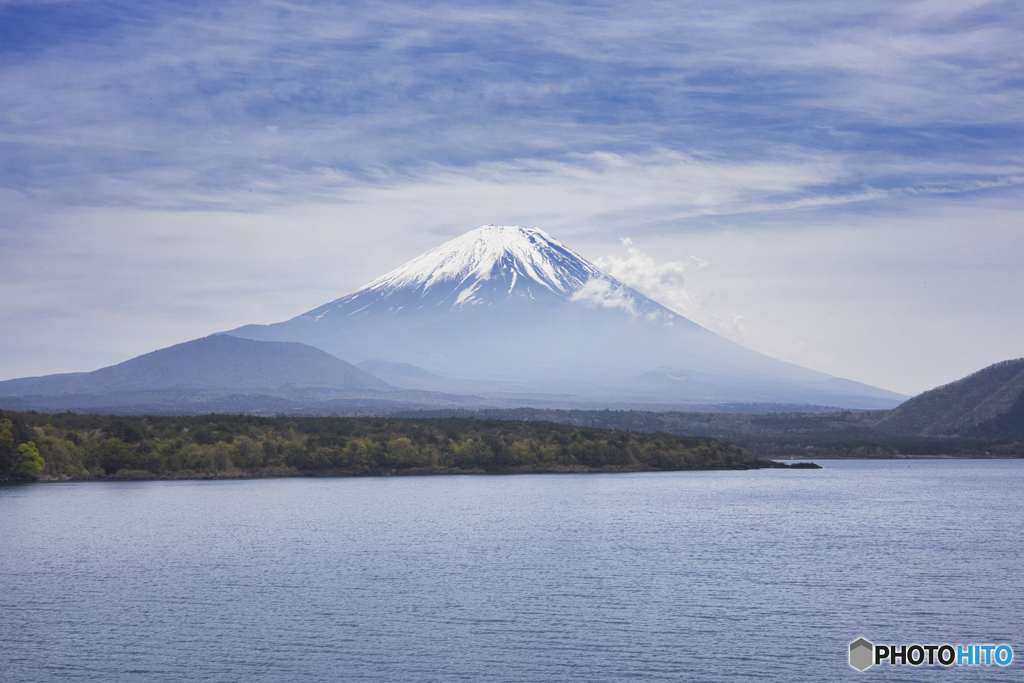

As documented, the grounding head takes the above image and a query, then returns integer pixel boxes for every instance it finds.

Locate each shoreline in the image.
[4,459,820,484]
[771,454,1018,460]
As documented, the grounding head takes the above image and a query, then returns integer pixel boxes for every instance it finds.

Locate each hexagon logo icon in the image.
[849,638,874,671]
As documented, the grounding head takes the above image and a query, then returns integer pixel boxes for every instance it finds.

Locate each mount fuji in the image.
[225,225,905,408]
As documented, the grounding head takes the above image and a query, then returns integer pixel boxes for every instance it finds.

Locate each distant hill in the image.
[0,335,394,397]
[874,359,1024,438]
[0,373,88,395]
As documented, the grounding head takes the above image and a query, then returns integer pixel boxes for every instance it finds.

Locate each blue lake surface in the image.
[2,459,1022,682]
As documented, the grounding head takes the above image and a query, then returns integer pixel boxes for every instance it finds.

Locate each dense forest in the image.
[394,408,1024,457]
[393,407,888,436]
[0,410,785,481]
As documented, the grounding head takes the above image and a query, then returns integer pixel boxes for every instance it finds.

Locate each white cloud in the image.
[593,246,707,317]
[569,279,638,315]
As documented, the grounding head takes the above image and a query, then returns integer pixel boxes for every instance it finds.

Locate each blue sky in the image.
[1,0,1022,394]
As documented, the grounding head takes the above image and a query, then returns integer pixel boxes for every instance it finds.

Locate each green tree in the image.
[0,418,16,475]
[15,441,45,478]
[106,418,146,444]
[382,437,426,468]
[96,438,132,474]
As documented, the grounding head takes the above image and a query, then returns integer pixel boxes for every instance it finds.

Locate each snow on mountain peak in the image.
[309,224,680,319]
[358,225,606,299]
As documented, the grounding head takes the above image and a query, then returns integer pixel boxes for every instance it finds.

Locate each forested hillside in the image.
[875,358,1024,437]
[0,411,788,481]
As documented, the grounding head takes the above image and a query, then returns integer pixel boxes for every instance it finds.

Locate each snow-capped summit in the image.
[364,225,596,299]
[327,225,665,317]
[224,225,907,408]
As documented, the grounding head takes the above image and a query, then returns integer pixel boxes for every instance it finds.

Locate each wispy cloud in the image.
[1,0,1021,208]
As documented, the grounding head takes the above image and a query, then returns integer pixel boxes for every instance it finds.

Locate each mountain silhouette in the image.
[226,225,905,408]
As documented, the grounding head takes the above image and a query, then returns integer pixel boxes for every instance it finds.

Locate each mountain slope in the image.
[226,225,905,408]
[0,373,88,396]
[0,335,394,396]
[874,358,1024,437]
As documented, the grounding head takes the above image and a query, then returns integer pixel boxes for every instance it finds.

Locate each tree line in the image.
[392,408,1024,455]
[0,410,764,480]
[731,433,1024,458]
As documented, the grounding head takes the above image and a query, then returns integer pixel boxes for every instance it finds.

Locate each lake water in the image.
[2,459,1021,682]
